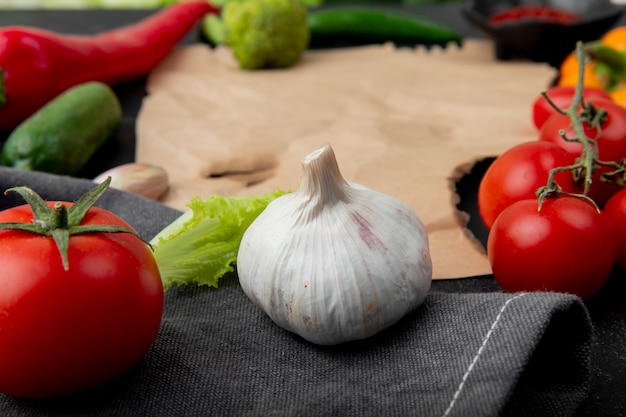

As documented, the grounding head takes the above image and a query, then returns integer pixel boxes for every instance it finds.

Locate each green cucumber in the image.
[1,81,122,176]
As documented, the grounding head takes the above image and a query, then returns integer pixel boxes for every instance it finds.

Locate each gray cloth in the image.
[0,167,592,417]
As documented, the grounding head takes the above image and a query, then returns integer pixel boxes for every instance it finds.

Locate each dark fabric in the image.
[0,168,592,417]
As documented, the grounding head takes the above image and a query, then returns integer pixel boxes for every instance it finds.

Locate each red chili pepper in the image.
[0,0,218,131]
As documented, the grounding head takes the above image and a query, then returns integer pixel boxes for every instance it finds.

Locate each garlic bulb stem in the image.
[296,144,348,221]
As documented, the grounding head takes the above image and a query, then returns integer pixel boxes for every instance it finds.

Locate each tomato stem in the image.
[540,92,568,117]
[0,177,147,271]
[535,163,598,209]
[51,202,69,229]
[537,41,623,211]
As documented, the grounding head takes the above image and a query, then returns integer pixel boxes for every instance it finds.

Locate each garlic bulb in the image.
[237,144,432,345]
[93,162,169,201]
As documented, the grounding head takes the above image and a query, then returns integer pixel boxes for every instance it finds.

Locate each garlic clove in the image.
[237,143,432,345]
[93,162,169,200]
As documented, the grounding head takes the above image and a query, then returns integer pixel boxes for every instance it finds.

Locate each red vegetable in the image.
[0,179,163,399]
[603,187,626,270]
[477,141,580,230]
[538,98,626,206]
[488,197,615,301]
[531,85,612,130]
[0,0,218,131]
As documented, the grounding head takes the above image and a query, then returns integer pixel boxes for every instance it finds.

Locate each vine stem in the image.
[535,41,618,212]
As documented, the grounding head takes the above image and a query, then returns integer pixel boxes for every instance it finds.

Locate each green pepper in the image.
[307,6,463,48]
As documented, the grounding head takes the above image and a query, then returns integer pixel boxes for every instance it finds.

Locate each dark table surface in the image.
[0,5,624,416]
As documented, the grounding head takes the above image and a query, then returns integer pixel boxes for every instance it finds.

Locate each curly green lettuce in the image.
[150,189,289,290]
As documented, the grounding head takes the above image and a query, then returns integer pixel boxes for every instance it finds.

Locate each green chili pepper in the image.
[307,6,463,48]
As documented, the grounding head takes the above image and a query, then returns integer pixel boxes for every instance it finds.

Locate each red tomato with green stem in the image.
[487,196,616,301]
[531,86,612,130]
[0,180,163,399]
[602,187,626,270]
[477,141,581,230]
[538,98,626,205]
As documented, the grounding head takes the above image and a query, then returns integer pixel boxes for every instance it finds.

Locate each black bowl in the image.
[461,0,625,67]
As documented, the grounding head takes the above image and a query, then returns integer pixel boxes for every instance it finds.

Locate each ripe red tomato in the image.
[531,86,612,130]
[477,141,580,230]
[538,98,626,205]
[487,197,616,301]
[0,202,163,399]
[603,187,626,270]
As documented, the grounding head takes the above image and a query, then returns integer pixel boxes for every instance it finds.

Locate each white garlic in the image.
[237,144,432,345]
[93,162,169,201]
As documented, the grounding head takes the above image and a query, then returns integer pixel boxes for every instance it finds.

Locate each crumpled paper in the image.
[136,40,556,279]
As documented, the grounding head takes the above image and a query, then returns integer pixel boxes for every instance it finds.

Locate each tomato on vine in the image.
[485,41,626,300]
[0,179,163,399]
[603,187,626,270]
[477,141,580,230]
[488,197,616,301]
[538,97,626,205]
[531,85,611,130]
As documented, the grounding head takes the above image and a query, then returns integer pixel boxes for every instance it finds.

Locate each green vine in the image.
[535,41,626,210]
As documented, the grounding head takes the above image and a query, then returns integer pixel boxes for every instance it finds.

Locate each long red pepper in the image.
[0,0,218,131]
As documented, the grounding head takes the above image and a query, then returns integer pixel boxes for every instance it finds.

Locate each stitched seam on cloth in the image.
[441,292,528,417]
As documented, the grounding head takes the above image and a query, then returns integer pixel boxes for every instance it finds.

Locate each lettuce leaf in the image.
[150,189,289,290]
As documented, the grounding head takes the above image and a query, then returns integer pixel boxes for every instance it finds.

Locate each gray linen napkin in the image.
[0,167,592,417]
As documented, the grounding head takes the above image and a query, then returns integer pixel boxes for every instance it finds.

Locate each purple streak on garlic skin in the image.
[351,211,387,253]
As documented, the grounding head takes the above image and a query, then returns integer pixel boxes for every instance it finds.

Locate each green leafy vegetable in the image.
[150,189,289,290]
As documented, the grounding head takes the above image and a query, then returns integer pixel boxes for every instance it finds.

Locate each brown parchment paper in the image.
[136,40,556,279]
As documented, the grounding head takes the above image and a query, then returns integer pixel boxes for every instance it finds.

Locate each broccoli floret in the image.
[221,0,310,70]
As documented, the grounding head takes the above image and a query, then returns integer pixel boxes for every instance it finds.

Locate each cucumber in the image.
[1,81,122,176]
